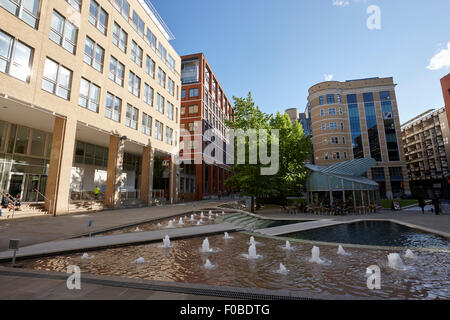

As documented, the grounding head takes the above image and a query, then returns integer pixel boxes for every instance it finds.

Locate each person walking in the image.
[432,196,440,215]
[94,186,100,201]
[418,197,426,215]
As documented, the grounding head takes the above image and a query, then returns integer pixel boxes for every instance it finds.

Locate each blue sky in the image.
[152,0,450,123]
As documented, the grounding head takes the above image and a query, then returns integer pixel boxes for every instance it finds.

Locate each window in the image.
[340,122,344,130]
[327,94,335,104]
[156,93,164,113]
[189,88,199,97]
[319,96,324,105]
[181,59,199,84]
[50,11,78,54]
[78,78,100,112]
[347,101,364,159]
[329,122,337,130]
[84,37,104,72]
[0,30,33,82]
[188,122,195,132]
[108,56,124,86]
[168,78,175,96]
[344,152,348,159]
[131,11,144,37]
[338,107,343,115]
[141,113,152,136]
[188,105,198,114]
[165,126,173,145]
[324,152,329,160]
[168,54,175,72]
[328,108,336,116]
[157,42,167,62]
[130,40,142,67]
[145,28,156,50]
[321,123,326,131]
[166,101,173,120]
[188,140,198,150]
[128,71,140,97]
[364,95,382,162]
[105,93,121,122]
[155,120,163,141]
[113,0,129,21]
[125,104,138,130]
[112,22,127,52]
[0,0,40,28]
[323,138,328,145]
[158,67,166,88]
[379,91,391,101]
[332,152,340,160]
[42,58,72,99]
[320,109,325,117]
[66,0,81,12]
[143,83,153,106]
[180,106,185,115]
[337,94,341,104]
[381,101,400,161]
[181,90,186,98]
[331,137,339,144]
[342,136,346,144]
[145,55,155,78]
[88,0,108,34]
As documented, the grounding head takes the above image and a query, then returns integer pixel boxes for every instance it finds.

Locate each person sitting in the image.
[1,194,10,208]
[14,194,21,211]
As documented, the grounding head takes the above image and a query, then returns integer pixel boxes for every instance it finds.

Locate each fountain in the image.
[224,232,233,239]
[209,210,213,216]
[309,246,325,264]
[204,259,215,270]
[282,241,293,251]
[222,211,225,215]
[197,221,202,226]
[405,249,417,260]
[134,257,145,264]
[190,214,195,222]
[166,220,174,229]
[162,235,172,248]
[247,243,261,259]
[276,263,288,275]
[337,245,351,256]
[157,223,162,228]
[135,227,141,232]
[388,253,407,270]
[200,211,205,218]
[178,217,184,225]
[201,238,214,253]
[216,213,219,217]
[81,253,89,260]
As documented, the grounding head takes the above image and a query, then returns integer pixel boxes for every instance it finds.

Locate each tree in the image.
[225,93,312,212]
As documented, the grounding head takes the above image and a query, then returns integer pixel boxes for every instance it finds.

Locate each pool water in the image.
[284,221,450,248]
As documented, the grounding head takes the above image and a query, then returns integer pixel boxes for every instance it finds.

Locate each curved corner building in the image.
[307,77,410,199]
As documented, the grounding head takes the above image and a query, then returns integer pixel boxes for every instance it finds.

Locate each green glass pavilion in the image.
[305,159,379,207]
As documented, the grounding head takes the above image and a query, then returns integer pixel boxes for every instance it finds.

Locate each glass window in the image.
[84,37,104,72]
[131,10,144,37]
[168,78,174,96]
[42,58,72,100]
[50,11,78,54]
[113,0,129,21]
[347,94,357,104]
[108,56,124,86]
[181,59,199,84]
[105,92,121,122]
[66,0,81,12]
[168,54,175,72]
[156,93,164,113]
[158,67,165,88]
[327,94,335,104]
[141,113,152,136]
[145,28,156,50]
[338,107,343,115]
[128,71,140,97]
[0,30,33,82]
[130,40,142,67]
[165,126,173,145]
[337,94,341,104]
[189,88,198,97]
[88,0,108,34]
[320,109,325,117]
[328,108,336,116]
[321,123,326,131]
[14,126,29,154]
[144,83,153,106]
[155,120,163,140]
[329,122,337,130]
[125,104,138,130]
[380,91,391,101]
[30,129,45,156]
[347,102,364,159]
[157,42,167,62]
[381,101,400,161]
[166,101,173,120]
[319,96,324,105]
[364,101,382,161]
[188,105,198,114]
[181,90,186,99]
[0,0,40,28]
[145,55,155,78]
[78,78,100,112]
[331,137,339,144]
[112,22,127,52]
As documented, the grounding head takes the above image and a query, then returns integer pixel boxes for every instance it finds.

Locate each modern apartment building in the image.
[401,108,450,199]
[179,53,234,201]
[0,0,181,214]
[307,77,410,199]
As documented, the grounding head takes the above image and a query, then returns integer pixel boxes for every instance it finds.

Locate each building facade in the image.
[307,77,410,199]
[442,73,450,127]
[179,53,234,201]
[401,108,450,199]
[0,0,181,214]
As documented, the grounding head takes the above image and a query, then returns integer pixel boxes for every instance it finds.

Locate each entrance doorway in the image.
[8,174,24,199]
[7,173,47,202]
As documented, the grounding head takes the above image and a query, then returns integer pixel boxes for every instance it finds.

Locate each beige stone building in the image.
[0,0,181,214]
[307,77,410,199]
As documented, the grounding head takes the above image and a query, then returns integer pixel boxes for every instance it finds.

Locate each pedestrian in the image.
[1,194,10,208]
[418,197,426,215]
[94,186,100,200]
[432,196,440,215]
[14,194,21,211]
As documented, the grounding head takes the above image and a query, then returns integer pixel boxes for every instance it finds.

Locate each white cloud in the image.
[332,0,350,8]
[427,43,450,70]
[324,74,334,81]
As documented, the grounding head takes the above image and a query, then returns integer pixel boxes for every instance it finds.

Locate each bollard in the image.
[88,220,93,238]
[9,239,22,268]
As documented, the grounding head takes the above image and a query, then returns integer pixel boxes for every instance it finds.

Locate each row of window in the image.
[321,122,345,131]
[320,108,344,117]
[323,151,348,161]
[318,91,392,106]
[323,136,347,145]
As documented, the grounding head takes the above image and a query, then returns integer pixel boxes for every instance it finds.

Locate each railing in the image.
[32,188,53,216]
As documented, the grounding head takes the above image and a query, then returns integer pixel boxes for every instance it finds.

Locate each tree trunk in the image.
[251,196,255,213]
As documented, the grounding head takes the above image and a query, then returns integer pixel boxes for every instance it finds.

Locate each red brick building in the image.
[179,53,235,201]
[441,73,450,127]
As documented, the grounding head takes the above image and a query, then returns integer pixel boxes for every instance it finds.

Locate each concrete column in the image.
[195,163,203,201]
[45,117,77,215]
[384,167,393,199]
[215,166,220,194]
[105,135,125,208]
[140,146,154,205]
[220,168,225,192]
[169,155,178,203]
[402,166,411,196]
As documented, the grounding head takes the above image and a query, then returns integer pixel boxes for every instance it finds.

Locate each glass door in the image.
[24,174,40,202]
[8,174,24,199]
